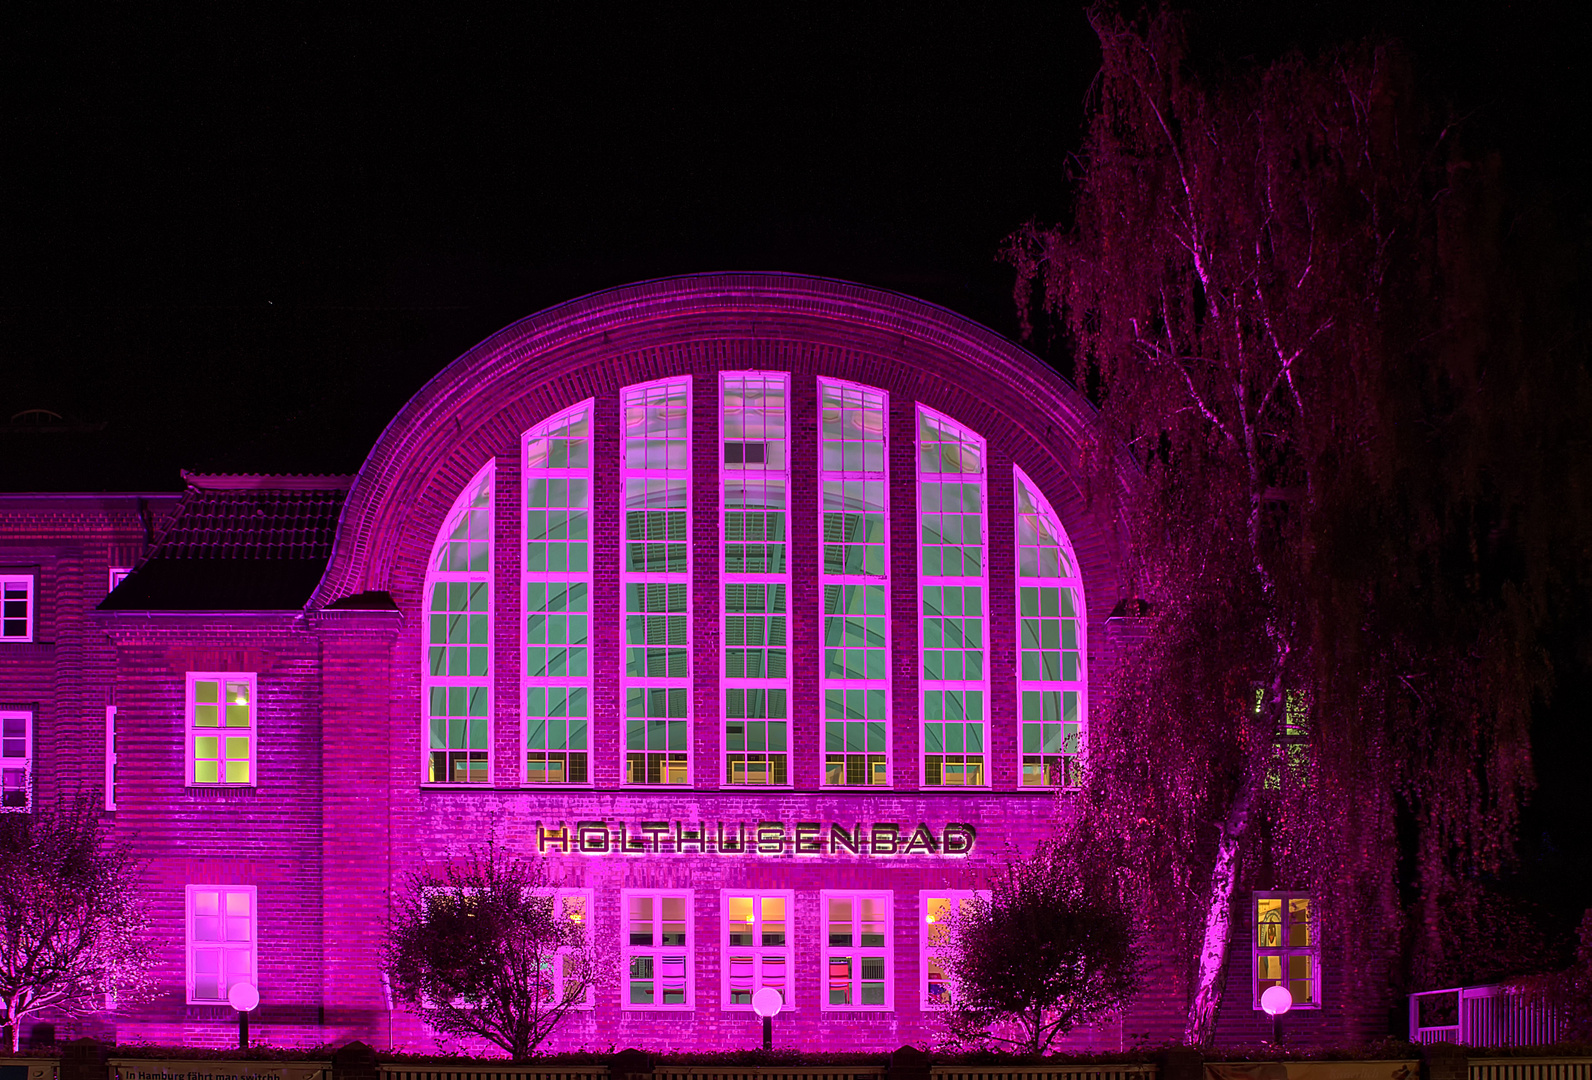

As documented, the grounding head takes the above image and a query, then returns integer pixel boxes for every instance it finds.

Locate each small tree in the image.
[385,845,597,1058]
[941,837,1139,1055]
[0,791,155,1053]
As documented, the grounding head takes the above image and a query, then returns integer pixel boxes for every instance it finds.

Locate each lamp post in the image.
[228,983,260,1051]
[1260,984,1293,1046]
[752,987,782,1050]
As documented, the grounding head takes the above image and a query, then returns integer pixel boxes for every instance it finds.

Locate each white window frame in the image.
[522,401,595,787]
[185,884,258,1005]
[620,378,693,786]
[1,574,34,642]
[551,887,596,1009]
[720,372,792,788]
[1253,891,1321,1009]
[1013,467,1088,788]
[820,889,892,1012]
[720,888,795,1010]
[920,888,990,1009]
[108,567,132,594]
[105,705,117,811]
[915,405,990,787]
[818,379,892,788]
[185,672,258,788]
[1,709,32,813]
[421,460,496,786]
[621,888,693,1010]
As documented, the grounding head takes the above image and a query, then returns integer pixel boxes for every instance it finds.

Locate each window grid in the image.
[523,402,594,786]
[186,672,256,788]
[1,575,33,641]
[622,889,692,1009]
[1255,892,1320,1009]
[1,710,31,812]
[622,380,692,785]
[423,462,494,785]
[186,884,256,1005]
[819,380,890,788]
[917,407,988,787]
[821,890,892,1011]
[1014,468,1087,789]
[105,705,117,811]
[551,887,596,1009]
[921,889,989,1009]
[722,374,791,786]
[108,567,132,594]
[721,889,794,1010]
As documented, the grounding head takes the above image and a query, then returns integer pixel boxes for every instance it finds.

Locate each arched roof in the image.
[311,273,1134,619]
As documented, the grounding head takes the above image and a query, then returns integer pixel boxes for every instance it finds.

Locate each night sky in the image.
[6,4,1590,952]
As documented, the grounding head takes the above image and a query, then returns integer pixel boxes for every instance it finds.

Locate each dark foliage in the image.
[384,845,598,1059]
[941,838,1139,1055]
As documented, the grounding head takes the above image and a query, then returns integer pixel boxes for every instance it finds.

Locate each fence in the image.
[1468,1062,1592,1080]
[1410,985,1560,1047]
[380,1067,606,1080]
[929,1065,1158,1080]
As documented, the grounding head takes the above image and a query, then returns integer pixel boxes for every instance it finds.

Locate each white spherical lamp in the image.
[1260,984,1293,1016]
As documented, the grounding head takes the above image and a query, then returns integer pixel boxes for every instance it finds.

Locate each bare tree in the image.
[0,791,154,1053]
[385,845,598,1058]
[941,836,1138,1056]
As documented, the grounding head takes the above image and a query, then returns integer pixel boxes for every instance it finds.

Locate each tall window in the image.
[622,890,692,1008]
[105,705,118,811]
[722,890,793,1009]
[722,374,790,786]
[1255,893,1319,1008]
[551,888,596,1009]
[186,885,257,1004]
[423,462,494,785]
[622,380,692,785]
[1,710,30,811]
[523,403,593,785]
[1,575,32,641]
[186,673,256,787]
[819,380,890,787]
[921,890,988,1008]
[1014,468,1086,787]
[821,891,891,1010]
[917,407,988,787]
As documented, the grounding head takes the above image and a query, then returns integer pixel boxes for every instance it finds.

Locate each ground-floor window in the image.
[1254,892,1319,1008]
[622,889,692,1008]
[186,885,256,1004]
[722,889,793,1009]
[1,709,31,810]
[920,889,987,1008]
[821,890,891,1010]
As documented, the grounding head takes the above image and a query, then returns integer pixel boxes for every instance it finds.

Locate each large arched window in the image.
[422,461,494,785]
[721,373,790,786]
[621,379,692,785]
[1013,468,1086,786]
[522,402,594,785]
[916,407,987,787]
[818,380,889,786]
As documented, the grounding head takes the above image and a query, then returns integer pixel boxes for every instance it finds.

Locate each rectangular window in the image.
[186,673,256,787]
[1254,892,1319,1008]
[1,575,33,642]
[424,464,494,785]
[524,404,594,785]
[551,888,596,1009]
[623,380,692,785]
[918,408,988,787]
[105,705,117,811]
[1,710,31,811]
[622,889,692,1009]
[722,889,794,1009]
[921,890,989,1009]
[821,890,891,1011]
[723,374,790,786]
[186,885,257,1004]
[819,380,890,786]
[108,567,132,593]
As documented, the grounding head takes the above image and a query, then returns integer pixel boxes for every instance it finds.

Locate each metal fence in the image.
[1410,985,1560,1047]
[1469,1061,1592,1080]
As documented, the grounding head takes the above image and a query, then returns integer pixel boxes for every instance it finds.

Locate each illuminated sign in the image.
[534,820,976,857]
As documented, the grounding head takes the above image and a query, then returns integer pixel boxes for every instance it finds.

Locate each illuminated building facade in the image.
[0,275,1380,1050]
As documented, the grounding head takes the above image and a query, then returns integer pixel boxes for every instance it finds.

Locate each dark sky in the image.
[5,2,1588,491]
[4,2,1591,962]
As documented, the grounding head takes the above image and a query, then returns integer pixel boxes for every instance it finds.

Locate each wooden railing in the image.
[1469,1061,1592,1080]
[1410,985,1561,1047]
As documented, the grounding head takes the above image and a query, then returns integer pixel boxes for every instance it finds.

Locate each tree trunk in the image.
[1184,782,1254,1046]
